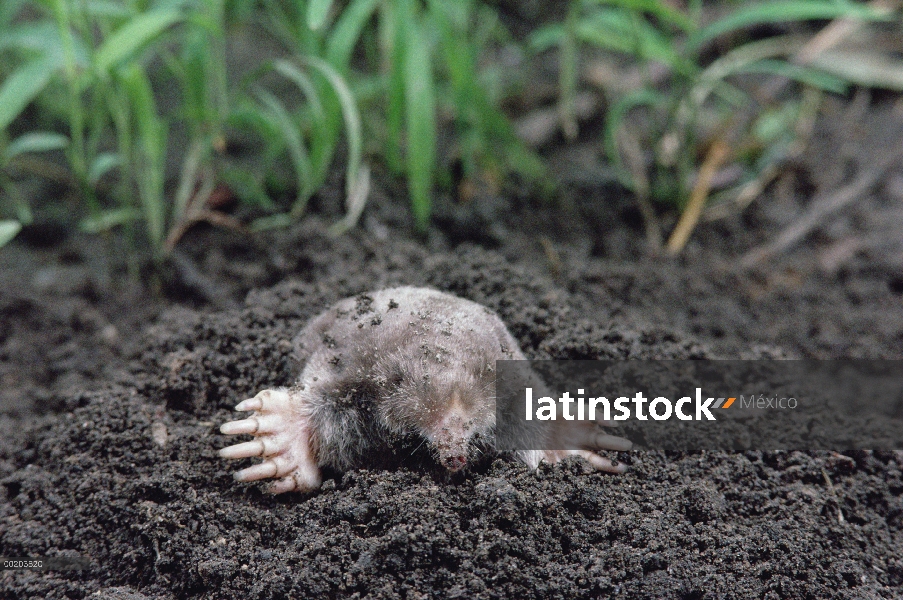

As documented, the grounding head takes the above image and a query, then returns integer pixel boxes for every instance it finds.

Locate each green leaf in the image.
[576,9,689,73]
[273,60,325,121]
[754,102,800,145]
[0,57,55,131]
[249,212,294,231]
[227,102,282,148]
[219,166,275,209]
[119,64,168,248]
[306,0,333,30]
[326,0,380,71]
[5,132,69,160]
[85,0,131,18]
[691,35,811,107]
[0,22,62,54]
[741,59,848,94]
[384,0,406,174]
[401,10,436,230]
[0,220,22,249]
[690,1,891,51]
[275,60,341,185]
[79,208,141,234]
[603,88,664,189]
[94,9,182,72]
[528,24,564,53]
[811,50,903,92]
[584,0,694,32]
[254,88,313,215]
[297,57,365,216]
[0,0,26,28]
[88,152,123,184]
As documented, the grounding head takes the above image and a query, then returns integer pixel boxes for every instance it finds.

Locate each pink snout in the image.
[441,455,467,472]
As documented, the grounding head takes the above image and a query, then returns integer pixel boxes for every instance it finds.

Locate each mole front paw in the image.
[542,420,633,473]
[219,388,322,494]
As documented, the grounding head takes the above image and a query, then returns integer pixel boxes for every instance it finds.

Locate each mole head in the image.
[375,350,497,473]
[418,384,495,473]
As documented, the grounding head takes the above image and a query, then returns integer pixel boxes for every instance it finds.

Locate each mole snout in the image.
[442,455,467,472]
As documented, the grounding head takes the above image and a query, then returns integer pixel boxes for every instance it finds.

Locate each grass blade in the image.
[272,59,333,194]
[326,0,380,71]
[79,207,141,233]
[306,0,333,31]
[120,64,168,249]
[743,59,849,94]
[383,0,405,174]
[328,164,370,235]
[811,50,903,92]
[603,88,663,189]
[0,0,26,28]
[0,21,69,57]
[0,57,55,131]
[273,60,326,122]
[584,0,694,32]
[401,9,436,230]
[88,152,123,184]
[577,9,690,74]
[254,88,313,216]
[4,132,69,161]
[528,24,565,53]
[690,1,890,51]
[94,9,182,72]
[297,56,365,214]
[0,220,22,249]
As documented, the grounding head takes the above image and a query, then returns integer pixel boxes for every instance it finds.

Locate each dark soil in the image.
[2,95,903,599]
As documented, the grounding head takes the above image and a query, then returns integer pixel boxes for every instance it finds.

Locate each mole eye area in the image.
[371,356,410,389]
[387,369,405,388]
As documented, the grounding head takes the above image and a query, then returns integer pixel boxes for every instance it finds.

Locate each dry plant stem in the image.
[794,0,899,66]
[196,209,246,231]
[163,175,214,253]
[539,235,562,278]
[666,140,730,255]
[619,122,662,252]
[163,204,247,254]
[740,142,903,268]
[328,165,371,236]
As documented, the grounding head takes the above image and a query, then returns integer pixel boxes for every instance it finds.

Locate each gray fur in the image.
[291,287,524,471]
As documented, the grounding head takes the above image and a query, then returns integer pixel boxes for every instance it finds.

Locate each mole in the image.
[219,287,631,493]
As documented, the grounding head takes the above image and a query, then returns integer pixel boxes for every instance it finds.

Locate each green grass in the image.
[0,0,542,253]
[532,0,897,250]
[0,0,900,255]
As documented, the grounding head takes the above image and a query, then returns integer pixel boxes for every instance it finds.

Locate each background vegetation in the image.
[0,0,900,259]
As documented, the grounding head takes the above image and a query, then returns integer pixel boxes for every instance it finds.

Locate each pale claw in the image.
[219,388,322,494]
[218,440,266,459]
